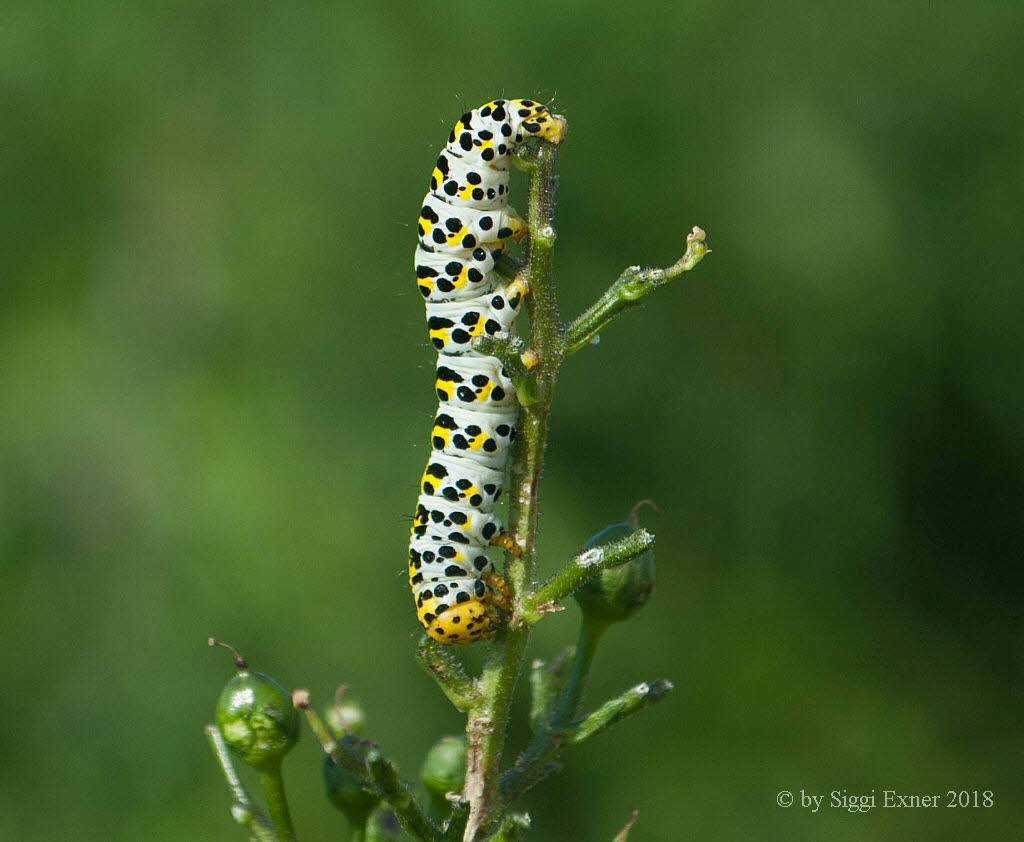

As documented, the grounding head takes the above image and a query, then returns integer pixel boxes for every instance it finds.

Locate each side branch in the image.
[564,679,674,745]
[417,637,480,712]
[499,678,674,803]
[295,693,442,841]
[205,725,279,841]
[367,750,443,842]
[563,226,708,355]
[499,680,675,803]
[522,529,656,619]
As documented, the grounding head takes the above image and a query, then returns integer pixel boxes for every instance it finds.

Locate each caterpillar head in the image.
[511,99,566,145]
[448,99,565,168]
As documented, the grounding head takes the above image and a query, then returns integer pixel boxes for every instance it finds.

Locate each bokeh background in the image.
[2,1,1021,839]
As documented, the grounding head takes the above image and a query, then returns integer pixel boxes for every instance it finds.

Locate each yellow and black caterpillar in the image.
[409,99,563,644]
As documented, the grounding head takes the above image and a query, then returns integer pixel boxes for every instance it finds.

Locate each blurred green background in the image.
[2,1,1021,839]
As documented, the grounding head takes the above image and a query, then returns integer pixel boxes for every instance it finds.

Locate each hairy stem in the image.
[366,750,443,842]
[566,679,674,744]
[463,127,565,842]
[500,678,673,803]
[563,226,708,355]
[497,618,604,805]
[296,694,441,841]
[523,529,656,619]
[418,638,479,712]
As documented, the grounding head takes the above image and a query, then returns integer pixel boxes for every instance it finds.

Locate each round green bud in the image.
[420,734,466,798]
[574,521,656,624]
[323,755,380,823]
[214,669,299,770]
[325,696,367,737]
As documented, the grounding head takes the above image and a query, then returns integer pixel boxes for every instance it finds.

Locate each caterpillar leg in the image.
[506,273,529,302]
[491,533,522,557]
[519,348,539,371]
[505,211,528,243]
[483,569,510,611]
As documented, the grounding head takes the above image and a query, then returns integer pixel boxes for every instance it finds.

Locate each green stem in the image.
[296,697,440,841]
[417,637,479,712]
[491,812,532,841]
[257,762,297,842]
[497,617,604,804]
[365,808,387,842]
[205,725,279,842]
[500,677,673,803]
[563,226,708,355]
[566,679,674,745]
[523,529,656,619]
[366,750,443,842]
[527,657,555,732]
[550,615,609,727]
[462,130,565,842]
[499,616,673,804]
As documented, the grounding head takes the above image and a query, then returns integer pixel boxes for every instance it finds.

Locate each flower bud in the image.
[420,734,466,799]
[212,642,298,770]
[573,520,656,624]
[325,692,367,737]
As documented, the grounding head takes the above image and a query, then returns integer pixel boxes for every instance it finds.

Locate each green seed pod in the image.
[420,734,465,819]
[323,754,380,824]
[574,518,656,624]
[211,640,298,771]
[420,734,466,798]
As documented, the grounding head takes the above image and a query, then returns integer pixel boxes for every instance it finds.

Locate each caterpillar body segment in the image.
[410,99,561,644]
[434,355,516,409]
[429,405,516,469]
[425,294,521,355]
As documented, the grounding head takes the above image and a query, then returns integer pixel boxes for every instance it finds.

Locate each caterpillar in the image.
[409,99,564,644]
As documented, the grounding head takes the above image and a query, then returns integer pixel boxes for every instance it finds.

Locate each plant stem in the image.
[295,696,441,842]
[528,658,555,732]
[462,127,565,842]
[550,615,608,727]
[366,750,443,842]
[563,226,708,355]
[523,529,656,618]
[205,725,279,842]
[257,762,297,842]
[499,676,673,803]
[496,617,604,805]
[418,638,479,712]
[565,679,674,745]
